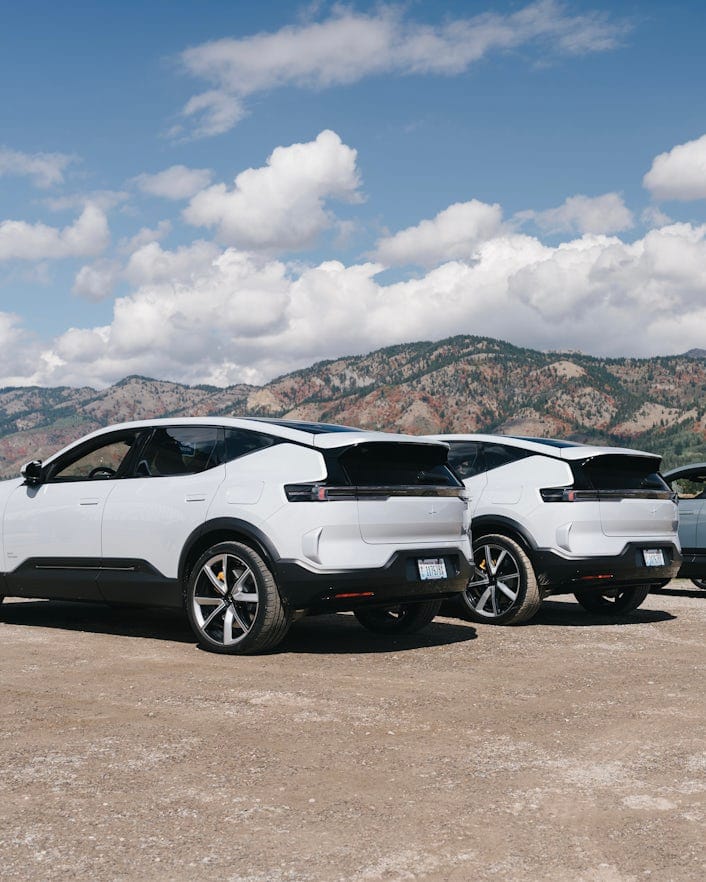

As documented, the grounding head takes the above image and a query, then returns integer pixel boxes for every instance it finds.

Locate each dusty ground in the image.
[1,583,704,882]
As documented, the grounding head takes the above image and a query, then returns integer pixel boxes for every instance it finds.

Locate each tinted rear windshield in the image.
[338,443,461,487]
[573,455,667,491]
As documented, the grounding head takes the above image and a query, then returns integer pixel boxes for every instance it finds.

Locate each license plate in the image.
[418,558,447,580]
[643,548,665,567]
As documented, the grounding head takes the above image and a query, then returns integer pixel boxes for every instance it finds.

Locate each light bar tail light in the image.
[284,484,357,502]
[540,488,599,502]
[284,483,469,501]
[541,488,677,503]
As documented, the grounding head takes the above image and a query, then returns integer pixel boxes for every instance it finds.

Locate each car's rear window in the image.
[338,443,461,487]
[573,455,667,491]
[223,428,279,462]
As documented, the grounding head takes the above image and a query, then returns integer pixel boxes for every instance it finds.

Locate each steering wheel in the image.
[88,466,116,479]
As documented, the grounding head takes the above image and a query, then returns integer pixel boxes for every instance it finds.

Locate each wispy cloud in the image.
[0,146,77,188]
[174,1,630,137]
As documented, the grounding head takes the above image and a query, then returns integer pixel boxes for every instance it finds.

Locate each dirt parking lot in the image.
[1,584,705,882]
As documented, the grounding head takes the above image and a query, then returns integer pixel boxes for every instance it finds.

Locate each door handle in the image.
[79,498,100,506]
[185,495,207,502]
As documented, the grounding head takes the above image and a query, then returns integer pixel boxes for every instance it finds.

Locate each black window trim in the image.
[45,427,150,484]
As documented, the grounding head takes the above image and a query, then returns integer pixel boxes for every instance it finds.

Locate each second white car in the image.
[428,434,681,624]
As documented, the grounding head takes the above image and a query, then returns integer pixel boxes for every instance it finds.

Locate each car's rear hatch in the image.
[567,453,676,538]
[315,439,469,545]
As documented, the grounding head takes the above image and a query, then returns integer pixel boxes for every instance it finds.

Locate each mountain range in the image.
[1,335,705,477]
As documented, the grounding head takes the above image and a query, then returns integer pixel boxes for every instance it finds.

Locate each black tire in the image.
[354,599,442,635]
[185,541,290,654]
[691,578,706,590]
[574,584,651,614]
[463,533,542,625]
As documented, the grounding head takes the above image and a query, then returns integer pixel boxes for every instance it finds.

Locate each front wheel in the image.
[574,584,651,614]
[185,541,290,654]
[354,599,441,635]
[691,578,706,590]
[462,533,542,625]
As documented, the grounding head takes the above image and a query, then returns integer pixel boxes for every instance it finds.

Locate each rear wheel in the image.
[574,584,651,614]
[354,599,441,635]
[185,541,291,654]
[463,533,542,625]
[691,578,706,590]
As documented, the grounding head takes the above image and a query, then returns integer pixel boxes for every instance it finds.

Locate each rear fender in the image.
[471,515,537,554]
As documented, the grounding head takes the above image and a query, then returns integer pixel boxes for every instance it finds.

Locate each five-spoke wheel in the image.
[462,533,541,625]
[185,541,290,654]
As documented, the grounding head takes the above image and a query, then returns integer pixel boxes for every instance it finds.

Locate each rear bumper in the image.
[532,542,682,595]
[274,548,472,613]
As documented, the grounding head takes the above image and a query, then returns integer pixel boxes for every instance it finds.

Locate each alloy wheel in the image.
[468,540,521,618]
[192,552,260,647]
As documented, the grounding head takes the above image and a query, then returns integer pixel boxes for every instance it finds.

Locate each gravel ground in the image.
[1,583,705,882]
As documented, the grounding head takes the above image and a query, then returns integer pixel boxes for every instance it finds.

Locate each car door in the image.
[2,428,143,600]
[99,425,226,606]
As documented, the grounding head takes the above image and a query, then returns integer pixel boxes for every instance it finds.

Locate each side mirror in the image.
[21,460,44,486]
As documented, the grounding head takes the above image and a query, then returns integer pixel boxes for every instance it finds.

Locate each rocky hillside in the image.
[1,335,706,477]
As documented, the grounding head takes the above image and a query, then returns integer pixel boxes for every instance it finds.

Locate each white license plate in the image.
[418,558,447,580]
[643,548,665,567]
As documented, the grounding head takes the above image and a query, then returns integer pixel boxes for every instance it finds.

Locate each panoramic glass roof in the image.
[255,419,360,434]
[510,436,583,448]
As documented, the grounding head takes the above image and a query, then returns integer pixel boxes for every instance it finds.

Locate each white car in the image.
[0,418,472,653]
[427,434,681,624]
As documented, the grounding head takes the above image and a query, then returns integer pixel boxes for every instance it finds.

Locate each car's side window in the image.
[447,441,483,479]
[47,430,142,482]
[672,474,706,499]
[133,427,220,477]
[480,443,529,473]
[223,428,279,463]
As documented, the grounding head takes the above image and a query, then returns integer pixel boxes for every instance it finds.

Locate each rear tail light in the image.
[541,487,675,502]
[285,483,468,501]
[540,488,599,502]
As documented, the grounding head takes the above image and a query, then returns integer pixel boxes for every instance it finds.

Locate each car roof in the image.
[426,433,660,462]
[46,417,448,463]
[663,462,706,480]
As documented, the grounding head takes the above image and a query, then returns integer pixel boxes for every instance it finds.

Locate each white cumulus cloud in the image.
[0,311,42,382]
[13,218,706,390]
[176,1,629,137]
[124,240,220,286]
[0,204,109,262]
[374,200,503,267]
[643,133,706,201]
[72,260,122,302]
[133,164,213,200]
[183,130,361,251]
[517,192,634,235]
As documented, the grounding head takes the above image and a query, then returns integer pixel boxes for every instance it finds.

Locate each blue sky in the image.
[1,0,706,387]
